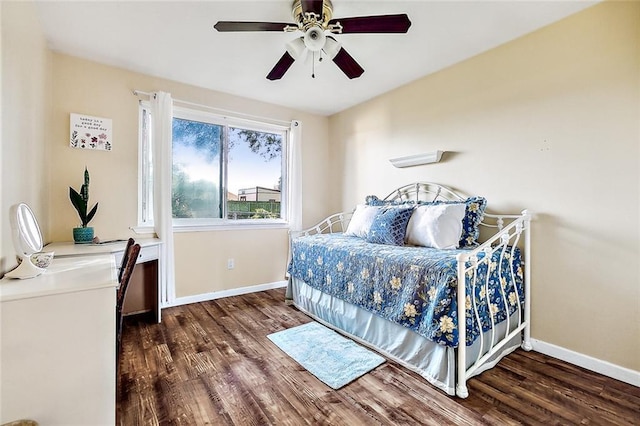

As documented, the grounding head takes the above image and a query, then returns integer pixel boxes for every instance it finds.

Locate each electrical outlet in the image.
[227,258,235,270]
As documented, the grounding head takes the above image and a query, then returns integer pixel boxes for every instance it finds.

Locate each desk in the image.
[45,238,163,323]
[0,255,117,425]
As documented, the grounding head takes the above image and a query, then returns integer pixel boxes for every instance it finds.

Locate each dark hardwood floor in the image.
[117,288,640,425]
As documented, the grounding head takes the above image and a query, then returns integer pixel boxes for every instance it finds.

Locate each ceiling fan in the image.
[214,0,411,80]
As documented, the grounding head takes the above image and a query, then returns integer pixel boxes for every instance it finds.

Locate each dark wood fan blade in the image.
[301,0,324,17]
[329,14,412,33]
[267,52,296,80]
[214,21,294,32]
[332,47,364,79]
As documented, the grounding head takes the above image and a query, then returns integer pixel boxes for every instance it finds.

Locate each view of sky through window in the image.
[171,117,283,219]
[172,122,282,196]
[228,127,282,195]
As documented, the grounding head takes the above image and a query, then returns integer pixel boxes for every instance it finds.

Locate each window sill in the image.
[174,221,289,232]
[131,225,155,235]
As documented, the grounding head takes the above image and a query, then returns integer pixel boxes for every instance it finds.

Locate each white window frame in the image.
[136,101,289,233]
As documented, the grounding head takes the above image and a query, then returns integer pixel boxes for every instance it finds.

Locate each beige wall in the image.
[329,1,640,371]
[174,228,288,297]
[1,1,52,275]
[49,54,330,298]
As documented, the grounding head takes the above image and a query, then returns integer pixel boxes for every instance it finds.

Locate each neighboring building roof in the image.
[238,186,280,194]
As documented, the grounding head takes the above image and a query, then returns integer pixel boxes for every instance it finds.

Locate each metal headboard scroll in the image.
[382,182,466,203]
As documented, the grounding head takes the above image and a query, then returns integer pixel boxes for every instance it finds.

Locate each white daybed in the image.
[286,182,532,397]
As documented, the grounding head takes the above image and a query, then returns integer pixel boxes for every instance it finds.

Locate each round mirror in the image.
[5,203,45,279]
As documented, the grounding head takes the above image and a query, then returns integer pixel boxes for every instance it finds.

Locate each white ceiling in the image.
[35,1,597,116]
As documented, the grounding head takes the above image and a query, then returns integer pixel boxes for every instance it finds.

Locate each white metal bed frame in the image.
[290,182,532,397]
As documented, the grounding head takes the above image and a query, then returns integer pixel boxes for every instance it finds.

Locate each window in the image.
[138,103,288,230]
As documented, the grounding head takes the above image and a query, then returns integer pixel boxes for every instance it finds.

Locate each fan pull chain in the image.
[312,51,316,78]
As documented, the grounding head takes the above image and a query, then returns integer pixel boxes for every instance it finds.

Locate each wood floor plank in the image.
[470,377,557,424]
[485,366,586,424]
[118,288,640,425]
[499,352,640,424]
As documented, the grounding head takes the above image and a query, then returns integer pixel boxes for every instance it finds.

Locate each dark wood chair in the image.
[117,238,135,283]
[116,241,140,368]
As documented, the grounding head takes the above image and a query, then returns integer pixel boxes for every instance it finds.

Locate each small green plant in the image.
[251,208,278,219]
[69,167,98,227]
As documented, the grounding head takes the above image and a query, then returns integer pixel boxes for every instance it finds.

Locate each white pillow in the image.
[405,203,467,249]
[345,204,380,238]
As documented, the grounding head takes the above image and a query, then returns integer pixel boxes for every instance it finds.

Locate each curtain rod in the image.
[132,89,293,128]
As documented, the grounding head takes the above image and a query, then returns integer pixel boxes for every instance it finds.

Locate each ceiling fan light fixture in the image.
[304,26,326,52]
[323,36,341,59]
[286,37,306,60]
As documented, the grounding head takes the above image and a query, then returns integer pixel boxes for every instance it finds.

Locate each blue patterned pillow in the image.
[458,197,487,247]
[366,206,415,246]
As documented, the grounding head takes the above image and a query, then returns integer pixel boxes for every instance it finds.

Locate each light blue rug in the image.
[267,322,385,389]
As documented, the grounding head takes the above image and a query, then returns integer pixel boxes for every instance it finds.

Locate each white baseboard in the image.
[167,280,288,307]
[531,338,640,387]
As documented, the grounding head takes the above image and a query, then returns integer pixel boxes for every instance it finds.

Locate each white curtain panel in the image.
[288,120,303,232]
[150,92,176,305]
[285,120,302,278]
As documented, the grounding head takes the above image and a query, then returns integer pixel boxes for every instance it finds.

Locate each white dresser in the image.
[0,255,117,425]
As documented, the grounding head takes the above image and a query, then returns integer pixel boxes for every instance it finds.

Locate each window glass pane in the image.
[172,118,222,219]
[227,127,283,220]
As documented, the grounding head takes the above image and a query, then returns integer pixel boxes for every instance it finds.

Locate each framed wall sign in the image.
[70,113,112,151]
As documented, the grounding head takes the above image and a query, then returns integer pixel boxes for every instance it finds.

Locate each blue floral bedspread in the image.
[288,234,524,348]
